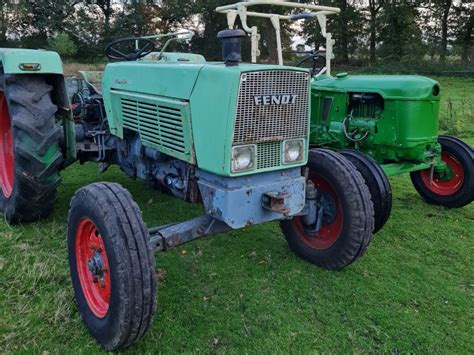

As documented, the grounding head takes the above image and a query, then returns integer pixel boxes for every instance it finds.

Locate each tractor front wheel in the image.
[341,150,392,233]
[410,135,473,208]
[0,75,62,223]
[280,149,374,270]
[68,182,157,351]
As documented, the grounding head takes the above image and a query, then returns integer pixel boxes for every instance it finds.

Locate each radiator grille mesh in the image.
[233,70,309,145]
[234,70,309,171]
[257,141,281,169]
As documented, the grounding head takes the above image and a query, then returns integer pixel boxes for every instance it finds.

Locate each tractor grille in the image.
[257,141,281,169]
[121,98,186,153]
[233,70,309,170]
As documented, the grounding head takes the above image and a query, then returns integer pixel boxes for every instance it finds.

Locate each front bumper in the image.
[197,168,306,229]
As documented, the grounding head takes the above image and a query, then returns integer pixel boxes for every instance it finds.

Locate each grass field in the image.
[0,77,473,353]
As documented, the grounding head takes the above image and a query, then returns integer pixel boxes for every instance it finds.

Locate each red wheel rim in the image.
[0,93,14,198]
[420,151,464,196]
[75,218,111,318]
[293,173,343,250]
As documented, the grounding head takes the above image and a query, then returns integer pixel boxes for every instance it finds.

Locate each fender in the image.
[0,48,63,74]
[0,48,76,166]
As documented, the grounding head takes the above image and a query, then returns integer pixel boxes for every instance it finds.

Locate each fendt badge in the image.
[253,94,298,106]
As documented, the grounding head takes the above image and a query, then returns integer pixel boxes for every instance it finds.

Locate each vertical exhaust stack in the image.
[217,29,246,66]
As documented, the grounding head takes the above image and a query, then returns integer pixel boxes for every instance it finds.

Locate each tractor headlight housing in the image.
[232,145,256,172]
[283,139,305,164]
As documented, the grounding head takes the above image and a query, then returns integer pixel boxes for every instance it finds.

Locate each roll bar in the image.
[216,1,340,75]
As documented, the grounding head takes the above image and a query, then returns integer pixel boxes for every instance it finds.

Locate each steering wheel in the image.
[105,37,155,61]
[296,52,326,76]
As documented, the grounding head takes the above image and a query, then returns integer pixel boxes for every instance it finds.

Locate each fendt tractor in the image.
[217,0,474,233]
[0,27,376,350]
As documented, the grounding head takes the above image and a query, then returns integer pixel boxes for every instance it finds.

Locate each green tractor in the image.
[217,0,474,233]
[0,30,376,348]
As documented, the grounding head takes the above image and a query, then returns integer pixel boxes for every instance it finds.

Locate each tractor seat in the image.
[79,70,104,96]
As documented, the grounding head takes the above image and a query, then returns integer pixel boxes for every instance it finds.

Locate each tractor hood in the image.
[102,60,309,177]
[312,74,440,101]
[103,62,294,101]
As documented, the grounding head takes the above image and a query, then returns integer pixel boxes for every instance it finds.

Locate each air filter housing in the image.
[217,29,246,66]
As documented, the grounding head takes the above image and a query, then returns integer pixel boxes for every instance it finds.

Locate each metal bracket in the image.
[149,215,231,252]
[261,191,291,214]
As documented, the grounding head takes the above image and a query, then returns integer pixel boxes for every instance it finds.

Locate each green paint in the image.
[381,161,432,176]
[0,48,63,74]
[102,59,309,176]
[310,74,442,175]
[314,74,440,100]
[109,90,196,163]
[144,52,206,64]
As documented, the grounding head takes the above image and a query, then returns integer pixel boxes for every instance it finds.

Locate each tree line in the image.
[0,0,472,68]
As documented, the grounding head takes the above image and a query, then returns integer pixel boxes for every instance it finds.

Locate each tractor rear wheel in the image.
[410,135,473,208]
[0,75,62,223]
[341,150,392,233]
[68,182,157,351]
[280,149,374,270]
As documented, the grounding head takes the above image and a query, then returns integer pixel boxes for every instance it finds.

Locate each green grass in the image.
[1,87,473,354]
[435,77,474,137]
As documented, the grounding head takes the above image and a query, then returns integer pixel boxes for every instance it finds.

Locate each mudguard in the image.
[0,48,76,166]
[0,48,64,74]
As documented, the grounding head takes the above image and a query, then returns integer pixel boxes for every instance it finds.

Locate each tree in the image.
[47,32,77,58]
[301,0,363,64]
[453,2,473,64]
[436,0,454,64]
[0,0,14,46]
[365,0,383,64]
[378,2,424,62]
[11,0,79,49]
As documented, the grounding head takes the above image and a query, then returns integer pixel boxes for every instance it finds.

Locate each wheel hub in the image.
[319,192,337,225]
[88,249,106,279]
[294,173,344,250]
[304,191,337,234]
[421,151,464,196]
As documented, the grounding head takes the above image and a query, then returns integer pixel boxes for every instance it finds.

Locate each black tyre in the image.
[341,150,392,233]
[68,182,157,351]
[410,135,473,208]
[0,75,62,223]
[280,149,374,270]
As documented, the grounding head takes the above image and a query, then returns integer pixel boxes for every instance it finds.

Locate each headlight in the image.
[232,145,256,172]
[283,139,305,164]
